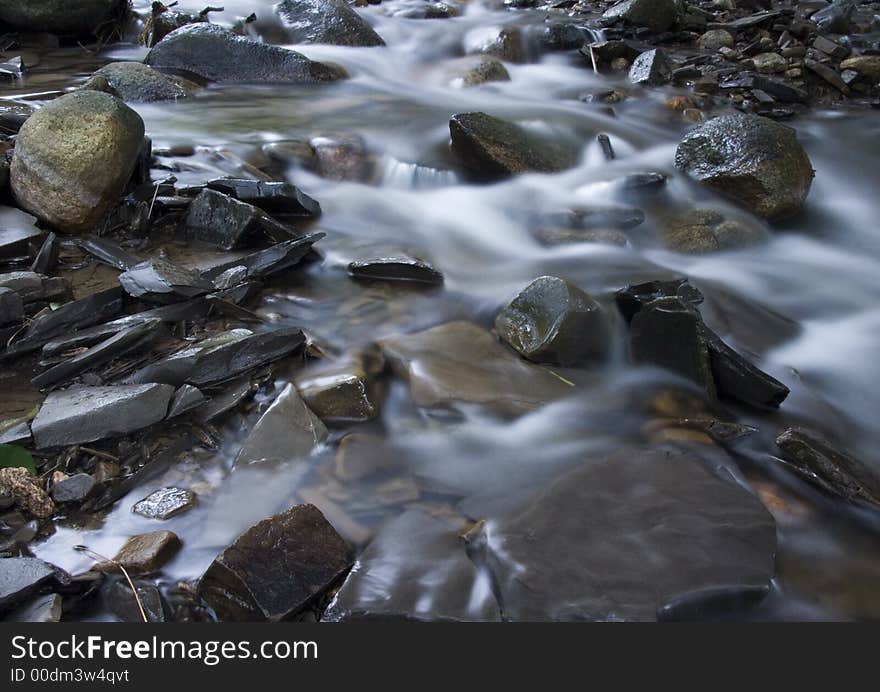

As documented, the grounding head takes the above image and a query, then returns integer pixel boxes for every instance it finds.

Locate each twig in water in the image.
[74,544,148,623]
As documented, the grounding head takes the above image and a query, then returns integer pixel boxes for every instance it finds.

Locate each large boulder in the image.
[144,23,347,84]
[10,91,145,233]
[275,0,385,47]
[84,62,191,103]
[0,0,125,35]
[449,112,578,181]
[674,114,814,221]
[603,0,679,33]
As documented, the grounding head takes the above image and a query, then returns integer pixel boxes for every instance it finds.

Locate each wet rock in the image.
[530,227,628,247]
[663,208,763,253]
[325,510,501,621]
[615,278,703,323]
[674,114,814,221]
[812,36,849,61]
[752,52,787,74]
[812,0,855,34]
[629,297,716,398]
[97,531,182,577]
[309,135,374,182]
[166,385,206,418]
[348,257,443,285]
[699,30,735,51]
[275,0,385,47]
[127,327,305,388]
[457,58,510,87]
[704,329,789,409]
[50,473,97,504]
[139,4,212,46]
[201,233,324,283]
[568,205,645,230]
[31,384,175,449]
[776,428,880,509]
[0,557,58,611]
[234,383,328,467]
[118,258,213,302]
[449,112,578,181]
[132,487,197,520]
[0,468,54,520]
[495,276,610,367]
[106,578,167,622]
[30,232,59,275]
[10,90,145,234]
[379,321,571,416]
[31,319,163,390]
[77,236,139,271]
[184,189,292,251]
[206,178,320,217]
[0,287,22,325]
[198,503,353,621]
[4,592,62,622]
[0,0,125,35]
[470,26,527,64]
[581,40,640,69]
[486,447,776,621]
[603,0,679,33]
[84,62,189,103]
[805,59,849,94]
[0,271,70,305]
[840,56,880,82]
[145,24,347,84]
[295,348,384,423]
[629,49,672,86]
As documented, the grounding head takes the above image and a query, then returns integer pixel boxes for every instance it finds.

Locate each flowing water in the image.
[4,1,880,620]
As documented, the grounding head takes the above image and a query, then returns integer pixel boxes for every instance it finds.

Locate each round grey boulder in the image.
[495,276,610,366]
[674,114,814,221]
[0,0,126,35]
[83,62,191,102]
[11,90,145,233]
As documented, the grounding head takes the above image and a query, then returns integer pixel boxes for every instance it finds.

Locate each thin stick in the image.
[75,545,148,623]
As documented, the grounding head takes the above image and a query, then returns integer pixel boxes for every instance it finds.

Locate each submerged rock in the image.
[674,114,814,221]
[10,91,145,234]
[449,112,578,181]
[704,329,789,409]
[85,62,189,103]
[295,348,384,423]
[0,557,60,611]
[776,428,880,510]
[145,24,347,84]
[0,0,125,35]
[379,321,572,416]
[275,0,385,47]
[31,384,175,449]
[495,276,610,366]
[603,0,679,33]
[486,448,776,621]
[457,57,510,87]
[198,504,353,621]
[235,383,328,467]
[663,208,763,253]
[97,531,182,577]
[132,487,197,520]
[325,510,501,621]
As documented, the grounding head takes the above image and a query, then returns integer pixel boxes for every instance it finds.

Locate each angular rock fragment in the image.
[603,0,679,33]
[325,510,501,621]
[629,49,672,86]
[145,24,347,84]
[31,384,175,449]
[348,257,443,285]
[234,384,328,467]
[201,233,324,283]
[184,189,294,250]
[274,0,385,47]
[206,178,321,216]
[126,327,306,388]
[449,112,578,181]
[0,271,70,304]
[0,557,60,611]
[4,592,62,622]
[97,531,182,577]
[118,258,213,302]
[495,276,610,366]
[295,348,384,423]
[132,487,197,520]
[30,232,59,275]
[704,329,789,409]
[0,287,22,326]
[485,448,776,621]
[166,385,206,418]
[674,114,814,221]
[379,321,571,416]
[77,236,140,271]
[50,474,97,504]
[198,504,353,621]
[776,428,880,510]
[10,90,145,234]
[615,278,703,322]
[106,579,167,622]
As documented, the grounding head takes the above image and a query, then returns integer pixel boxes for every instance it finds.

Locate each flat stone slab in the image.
[132,487,197,520]
[31,384,175,449]
[0,557,58,611]
[98,530,182,577]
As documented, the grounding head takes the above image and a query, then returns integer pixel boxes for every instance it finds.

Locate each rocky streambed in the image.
[1,0,880,622]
